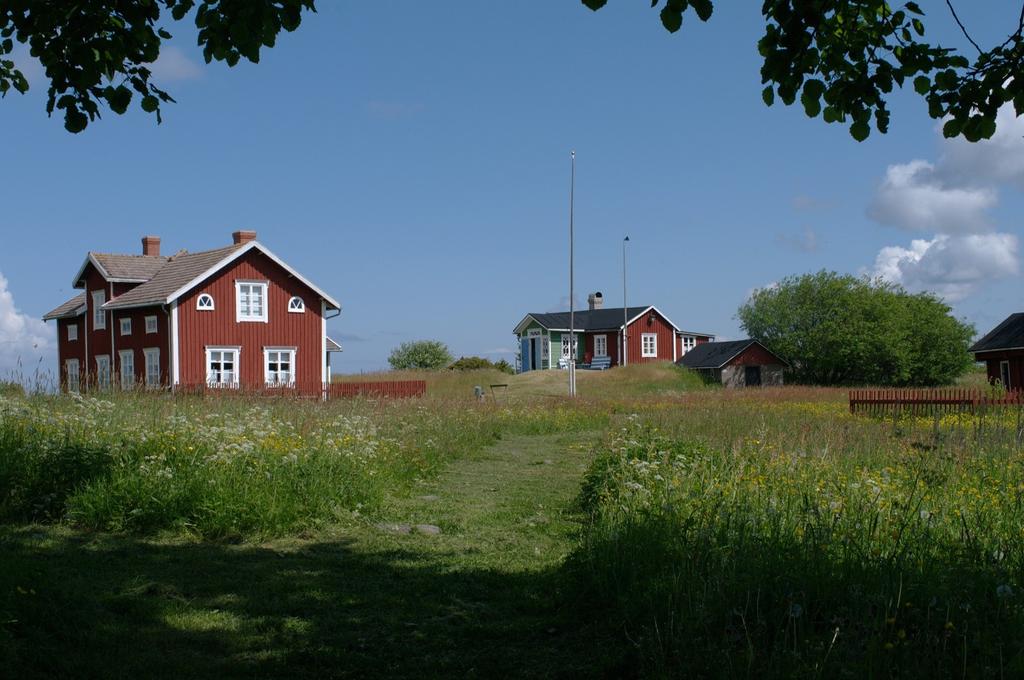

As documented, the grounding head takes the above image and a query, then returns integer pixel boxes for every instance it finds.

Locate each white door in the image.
[594,335,607,357]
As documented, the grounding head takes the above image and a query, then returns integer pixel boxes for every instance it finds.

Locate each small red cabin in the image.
[43,232,342,393]
[970,313,1024,390]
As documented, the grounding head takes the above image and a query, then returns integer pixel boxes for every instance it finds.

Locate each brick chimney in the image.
[588,291,604,310]
[141,235,161,257]
[232,230,257,245]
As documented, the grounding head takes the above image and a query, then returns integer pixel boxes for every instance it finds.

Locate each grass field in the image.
[3,363,1024,677]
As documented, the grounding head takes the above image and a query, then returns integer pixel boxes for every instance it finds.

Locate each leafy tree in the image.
[387,340,453,371]
[582,0,1022,142]
[0,1,315,132]
[3,1,1020,139]
[737,271,974,386]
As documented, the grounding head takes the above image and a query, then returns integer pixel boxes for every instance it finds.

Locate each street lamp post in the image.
[568,150,577,397]
[622,235,629,367]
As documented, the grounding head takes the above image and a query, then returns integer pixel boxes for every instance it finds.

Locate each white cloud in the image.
[0,272,53,380]
[867,159,997,233]
[150,46,203,82]
[941,105,1024,188]
[871,233,1018,302]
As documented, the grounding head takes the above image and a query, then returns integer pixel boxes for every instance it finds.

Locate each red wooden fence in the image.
[849,388,1024,416]
[172,381,427,400]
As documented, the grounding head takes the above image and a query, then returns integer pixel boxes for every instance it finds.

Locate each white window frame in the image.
[263,347,297,386]
[145,315,158,334]
[235,281,268,323]
[681,335,696,354]
[1000,360,1012,390]
[119,349,135,388]
[66,359,80,393]
[641,333,658,358]
[196,293,215,311]
[205,346,240,387]
[92,290,106,330]
[95,355,111,390]
[594,334,608,357]
[144,347,161,387]
[119,317,132,336]
[287,296,306,313]
[67,324,78,342]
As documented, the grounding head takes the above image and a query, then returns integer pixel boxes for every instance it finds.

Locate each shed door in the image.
[744,366,762,387]
[520,338,531,373]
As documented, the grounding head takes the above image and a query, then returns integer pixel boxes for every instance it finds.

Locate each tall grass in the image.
[572,400,1024,677]
[0,391,608,538]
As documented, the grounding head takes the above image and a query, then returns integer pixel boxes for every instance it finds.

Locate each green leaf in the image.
[942,118,962,138]
[660,6,683,33]
[581,0,607,9]
[141,95,159,112]
[761,85,774,106]
[800,88,821,117]
[850,120,870,141]
[106,85,132,114]
[913,76,930,95]
[905,2,923,15]
[691,0,713,22]
[912,18,925,36]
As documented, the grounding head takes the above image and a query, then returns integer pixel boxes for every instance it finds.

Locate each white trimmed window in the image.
[119,318,132,336]
[196,293,215,311]
[67,324,78,342]
[287,296,305,313]
[119,350,135,387]
[66,359,80,393]
[96,355,111,390]
[144,348,160,387]
[145,315,158,334]
[681,335,696,354]
[1001,360,1012,389]
[92,290,106,330]
[594,334,607,357]
[641,333,658,358]
[206,347,239,387]
[264,348,296,386]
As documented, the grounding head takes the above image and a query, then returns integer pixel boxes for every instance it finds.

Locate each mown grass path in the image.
[1,432,624,679]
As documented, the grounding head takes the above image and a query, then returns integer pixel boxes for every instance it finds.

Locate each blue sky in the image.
[1,1,1021,376]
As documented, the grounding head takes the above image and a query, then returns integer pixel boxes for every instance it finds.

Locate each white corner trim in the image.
[170,301,180,386]
[321,300,327,385]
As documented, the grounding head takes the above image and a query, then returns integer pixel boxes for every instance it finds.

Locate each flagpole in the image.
[568,150,576,398]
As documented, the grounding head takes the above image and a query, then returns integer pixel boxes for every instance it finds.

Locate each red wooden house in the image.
[43,231,342,392]
[970,313,1024,389]
[513,291,714,371]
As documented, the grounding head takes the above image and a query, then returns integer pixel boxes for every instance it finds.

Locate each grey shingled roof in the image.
[678,339,788,369]
[102,244,243,310]
[523,306,654,331]
[43,293,87,320]
[91,253,169,281]
[969,313,1024,353]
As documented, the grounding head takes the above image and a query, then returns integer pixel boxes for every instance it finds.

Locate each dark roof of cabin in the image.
[525,306,653,331]
[677,339,787,369]
[969,313,1024,353]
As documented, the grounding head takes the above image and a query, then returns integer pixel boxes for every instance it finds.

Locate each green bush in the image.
[388,340,453,370]
[448,356,515,374]
[738,270,975,385]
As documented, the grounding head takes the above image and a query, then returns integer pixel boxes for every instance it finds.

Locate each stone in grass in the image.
[414,524,442,536]
[377,523,412,535]
[418,495,440,502]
